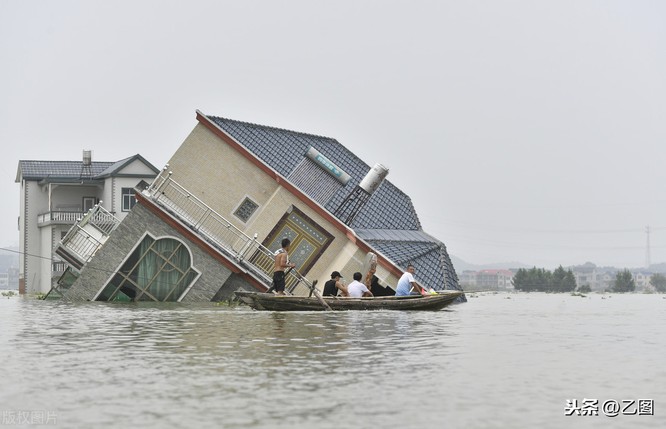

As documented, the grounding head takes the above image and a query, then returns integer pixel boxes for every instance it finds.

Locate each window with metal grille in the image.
[233,197,259,223]
[95,235,200,302]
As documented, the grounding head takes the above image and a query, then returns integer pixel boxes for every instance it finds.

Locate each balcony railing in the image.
[38,211,84,226]
[38,210,118,226]
[55,204,122,270]
[52,261,68,273]
[145,168,315,296]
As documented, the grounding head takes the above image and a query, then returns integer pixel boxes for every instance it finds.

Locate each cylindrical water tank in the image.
[82,150,92,166]
[359,163,389,194]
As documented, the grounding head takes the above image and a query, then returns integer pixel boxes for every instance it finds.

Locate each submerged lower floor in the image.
[60,199,267,302]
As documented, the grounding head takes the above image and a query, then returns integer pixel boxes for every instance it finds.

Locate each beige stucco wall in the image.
[337,244,400,290]
[165,123,397,291]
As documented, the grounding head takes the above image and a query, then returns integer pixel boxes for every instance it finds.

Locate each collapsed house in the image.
[55,111,464,302]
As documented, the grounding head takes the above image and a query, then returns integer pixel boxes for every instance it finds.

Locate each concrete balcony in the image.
[54,205,121,271]
[37,211,85,226]
[38,210,118,227]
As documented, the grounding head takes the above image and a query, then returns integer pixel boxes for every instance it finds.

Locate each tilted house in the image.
[61,111,463,302]
[16,153,159,294]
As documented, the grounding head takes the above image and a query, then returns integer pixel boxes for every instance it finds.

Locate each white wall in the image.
[24,182,48,293]
[38,226,53,294]
[112,177,151,219]
[50,184,102,211]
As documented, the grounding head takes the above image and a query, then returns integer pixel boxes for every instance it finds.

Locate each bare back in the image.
[273,249,289,272]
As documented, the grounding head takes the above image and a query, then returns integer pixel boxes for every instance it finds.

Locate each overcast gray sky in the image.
[2,0,665,270]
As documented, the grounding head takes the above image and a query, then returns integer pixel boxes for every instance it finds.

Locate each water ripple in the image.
[2,295,666,428]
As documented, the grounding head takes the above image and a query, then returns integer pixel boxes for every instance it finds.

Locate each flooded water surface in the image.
[1,292,665,428]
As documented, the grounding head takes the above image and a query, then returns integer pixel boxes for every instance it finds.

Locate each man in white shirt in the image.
[347,272,373,298]
[395,264,424,296]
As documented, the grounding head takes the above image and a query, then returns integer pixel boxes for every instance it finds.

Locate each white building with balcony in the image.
[16,152,159,294]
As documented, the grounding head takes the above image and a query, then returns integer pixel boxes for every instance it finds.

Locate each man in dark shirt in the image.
[322,271,348,297]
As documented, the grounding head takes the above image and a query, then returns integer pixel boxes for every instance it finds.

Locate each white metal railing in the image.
[145,168,314,296]
[76,203,120,236]
[52,261,68,273]
[57,204,121,266]
[38,211,84,225]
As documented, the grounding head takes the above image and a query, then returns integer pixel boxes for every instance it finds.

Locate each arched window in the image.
[96,236,199,302]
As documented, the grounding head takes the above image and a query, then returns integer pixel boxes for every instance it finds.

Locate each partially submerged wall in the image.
[63,202,254,302]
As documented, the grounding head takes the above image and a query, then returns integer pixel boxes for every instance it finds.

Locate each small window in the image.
[83,197,97,212]
[122,188,137,212]
[233,197,259,223]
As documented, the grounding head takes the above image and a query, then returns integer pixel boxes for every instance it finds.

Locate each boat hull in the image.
[234,290,463,311]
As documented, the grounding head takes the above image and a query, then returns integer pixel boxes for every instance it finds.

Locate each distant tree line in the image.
[512,266,577,292]
[512,266,648,293]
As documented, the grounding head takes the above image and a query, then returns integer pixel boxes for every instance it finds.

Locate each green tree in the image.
[577,284,592,293]
[513,267,561,292]
[512,268,530,291]
[563,269,577,292]
[551,266,577,292]
[650,273,666,293]
[612,270,635,293]
[534,267,552,291]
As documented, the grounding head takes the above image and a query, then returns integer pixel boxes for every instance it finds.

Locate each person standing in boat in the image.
[272,238,296,295]
[395,264,425,296]
[347,272,373,298]
[323,271,348,297]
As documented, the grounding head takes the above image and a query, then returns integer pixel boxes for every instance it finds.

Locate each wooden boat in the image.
[234,290,463,311]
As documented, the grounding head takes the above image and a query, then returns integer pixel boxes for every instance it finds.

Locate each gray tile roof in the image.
[370,237,460,291]
[17,155,159,182]
[17,160,115,181]
[210,116,421,230]
[353,228,437,243]
[207,115,462,294]
[95,154,160,178]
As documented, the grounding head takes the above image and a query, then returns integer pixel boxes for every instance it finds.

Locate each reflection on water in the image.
[1,293,665,428]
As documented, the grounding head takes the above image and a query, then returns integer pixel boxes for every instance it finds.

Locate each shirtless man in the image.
[272,238,296,295]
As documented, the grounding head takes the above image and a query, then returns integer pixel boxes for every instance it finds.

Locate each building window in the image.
[233,197,259,223]
[83,197,97,212]
[122,188,137,211]
[95,235,200,302]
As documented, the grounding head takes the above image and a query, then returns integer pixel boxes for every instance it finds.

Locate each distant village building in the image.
[632,271,653,292]
[57,111,463,302]
[15,153,159,294]
[571,264,610,291]
[570,264,655,292]
[458,269,514,291]
[478,269,514,290]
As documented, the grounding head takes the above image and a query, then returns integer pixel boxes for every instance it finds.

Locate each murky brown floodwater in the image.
[1,292,664,428]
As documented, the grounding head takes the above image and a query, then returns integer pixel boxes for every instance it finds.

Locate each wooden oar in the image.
[292,269,332,311]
